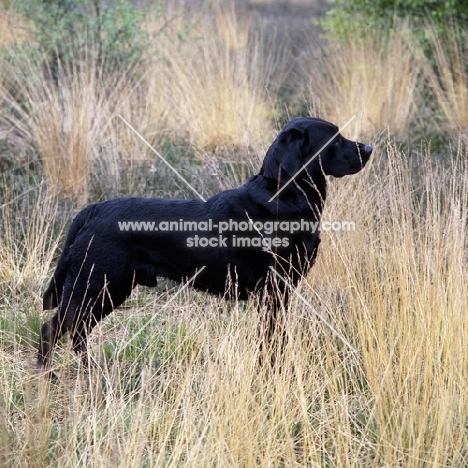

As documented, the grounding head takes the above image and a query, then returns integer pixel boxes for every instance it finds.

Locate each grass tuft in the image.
[424,21,468,135]
[305,23,421,140]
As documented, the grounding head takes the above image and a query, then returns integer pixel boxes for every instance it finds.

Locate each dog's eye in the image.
[334,137,341,146]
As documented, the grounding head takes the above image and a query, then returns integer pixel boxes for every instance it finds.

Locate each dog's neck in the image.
[295,169,327,219]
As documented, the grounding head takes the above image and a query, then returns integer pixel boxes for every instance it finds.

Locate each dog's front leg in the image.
[258,284,289,368]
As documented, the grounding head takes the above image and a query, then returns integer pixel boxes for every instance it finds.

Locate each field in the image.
[0,0,467,466]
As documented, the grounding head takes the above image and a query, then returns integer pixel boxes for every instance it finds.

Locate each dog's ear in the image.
[261,128,309,180]
[279,128,309,176]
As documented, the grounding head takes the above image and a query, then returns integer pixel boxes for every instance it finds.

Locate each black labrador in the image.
[37,117,372,376]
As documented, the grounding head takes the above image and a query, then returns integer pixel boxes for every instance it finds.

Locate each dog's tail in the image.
[43,204,98,310]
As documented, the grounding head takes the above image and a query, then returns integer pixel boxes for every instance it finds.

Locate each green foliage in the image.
[0,306,42,349]
[103,311,199,366]
[322,0,468,40]
[15,0,153,75]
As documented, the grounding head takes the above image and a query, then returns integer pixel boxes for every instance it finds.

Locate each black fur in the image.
[37,117,373,376]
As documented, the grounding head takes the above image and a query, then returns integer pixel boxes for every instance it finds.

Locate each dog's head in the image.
[260,117,373,181]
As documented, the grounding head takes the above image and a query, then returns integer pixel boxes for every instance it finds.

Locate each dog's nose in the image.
[363,145,373,155]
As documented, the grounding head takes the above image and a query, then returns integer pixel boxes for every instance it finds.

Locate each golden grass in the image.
[214,2,253,51]
[1,139,468,467]
[424,22,468,135]
[316,141,468,465]
[1,58,131,206]
[306,24,421,140]
[0,3,283,202]
[0,185,66,293]
[149,5,281,150]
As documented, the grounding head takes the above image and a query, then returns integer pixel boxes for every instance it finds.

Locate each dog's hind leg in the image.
[37,300,77,378]
[36,276,102,377]
[38,259,134,377]
[69,279,133,368]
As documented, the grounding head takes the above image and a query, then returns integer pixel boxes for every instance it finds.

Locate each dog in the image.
[37,117,373,377]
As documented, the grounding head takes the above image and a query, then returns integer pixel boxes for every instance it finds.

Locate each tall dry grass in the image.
[0,184,67,294]
[0,3,284,203]
[1,57,133,205]
[1,140,468,467]
[425,22,468,135]
[316,141,468,465]
[147,3,283,150]
[306,24,421,140]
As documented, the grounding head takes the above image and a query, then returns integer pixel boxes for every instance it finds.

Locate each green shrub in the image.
[15,0,152,76]
[322,0,468,40]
